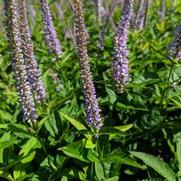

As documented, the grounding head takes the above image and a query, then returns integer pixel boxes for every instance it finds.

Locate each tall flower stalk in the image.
[18,0,46,103]
[167,25,181,60]
[74,0,103,131]
[4,0,38,123]
[40,0,62,58]
[112,0,133,93]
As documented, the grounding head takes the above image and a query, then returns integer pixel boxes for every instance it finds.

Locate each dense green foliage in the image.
[0,0,181,180]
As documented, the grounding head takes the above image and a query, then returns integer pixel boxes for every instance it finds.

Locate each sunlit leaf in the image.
[114,123,133,132]
[19,137,38,157]
[59,139,88,162]
[60,112,87,131]
[130,151,176,181]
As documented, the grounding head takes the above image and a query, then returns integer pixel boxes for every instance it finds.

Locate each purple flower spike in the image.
[40,0,62,58]
[74,0,103,131]
[18,0,46,103]
[167,25,181,60]
[112,0,133,93]
[4,0,38,123]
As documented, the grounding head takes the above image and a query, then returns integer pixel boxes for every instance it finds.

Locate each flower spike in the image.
[40,0,62,58]
[74,0,103,131]
[112,0,133,93]
[18,0,46,103]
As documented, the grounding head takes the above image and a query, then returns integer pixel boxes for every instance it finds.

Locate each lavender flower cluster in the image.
[40,0,62,58]
[112,0,133,93]
[74,0,103,131]
[4,0,46,123]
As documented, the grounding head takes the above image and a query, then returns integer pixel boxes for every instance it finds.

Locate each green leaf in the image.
[68,169,87,180]
[130,151,176,181]
[99,127,126,136]
[47,95,73,114]
[0,124,8,129]
[13,170,33,181]
[15,174,33,181]
[37,116,48,130]
[8,124,32,138]
[85,139,95,149]
[95,162,105,180]
[0,132,17,150]
[21,151,36,164]
[99,127,126,141]
[87,149,100,162]
[60,112,87,131]
[116,103,148,111]
[0,171,13,181]
[108,153,145,169]
[104,176,119,181]
[61,176,68,181]
[114,123,133,132]
[19,137,37,157]
[44,114,58,137]
[0,110,13,121]
[174,132,181,177]
[59,139,88,162]
[13,169,26,180]
[105,87,117,104]
[0,139,16,150]
[99,127,126,140]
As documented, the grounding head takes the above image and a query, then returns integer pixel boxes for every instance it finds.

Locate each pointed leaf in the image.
[130,151,176,181]
[114,123,133,132]
[19,137,37,157]
[105,87,117,104]
[59,139,88,162]
[95,162,105,180]
[108,154,145,169]
[174,132,181,177]
[60,112,87,131]
[105,176,119,181]
[0,171,13,181]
